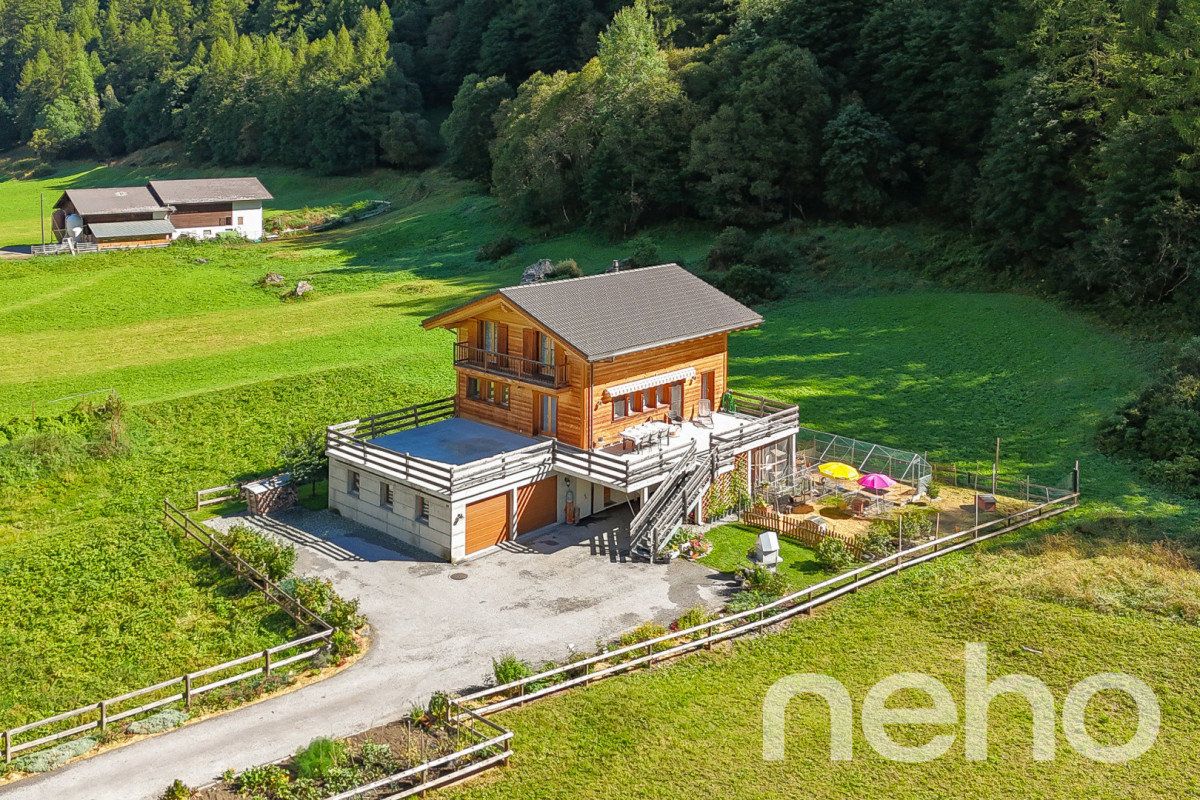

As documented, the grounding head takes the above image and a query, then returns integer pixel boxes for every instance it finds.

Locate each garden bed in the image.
[191,718,468,800]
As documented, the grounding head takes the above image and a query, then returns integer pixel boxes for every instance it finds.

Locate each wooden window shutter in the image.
[465,323,478,349]
[498,324,509,355]
[523,329,536,360]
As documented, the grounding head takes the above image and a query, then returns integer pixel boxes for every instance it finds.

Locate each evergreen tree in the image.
[820,100,905,219]
[442,73,514,181]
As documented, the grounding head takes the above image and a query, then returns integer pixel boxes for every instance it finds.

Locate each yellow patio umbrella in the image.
[818,461,861,481]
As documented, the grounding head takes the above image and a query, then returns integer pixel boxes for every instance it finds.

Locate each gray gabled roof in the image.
[148,177,273,205]
[88,219,176,239]
[496,264,762,360]
[61,187,168,216]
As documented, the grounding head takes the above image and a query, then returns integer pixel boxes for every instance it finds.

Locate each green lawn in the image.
[0,155,1197,797]
[700,523,834,590]
[0,158,714,730]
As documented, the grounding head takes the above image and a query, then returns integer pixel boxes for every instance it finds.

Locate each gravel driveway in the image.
[3,508,728,800]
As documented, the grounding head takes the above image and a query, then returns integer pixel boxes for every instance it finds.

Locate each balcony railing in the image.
[454,343,568,389]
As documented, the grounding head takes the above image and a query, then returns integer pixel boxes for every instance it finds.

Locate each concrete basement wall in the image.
[327,457,453,560]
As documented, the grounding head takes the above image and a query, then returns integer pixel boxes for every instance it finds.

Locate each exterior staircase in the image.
[628,443,718,561]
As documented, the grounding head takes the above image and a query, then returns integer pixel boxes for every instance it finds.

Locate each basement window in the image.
[348,470,360,496]
[380,481,393,510]
[416,495,429,523]
[612,396,627,420]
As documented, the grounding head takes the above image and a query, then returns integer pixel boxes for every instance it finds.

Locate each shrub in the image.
[492,653,532,685]
[426,691,451,721]
[735,562,787,596]
[127,708,188,735]
[330,629,359,659]
[160,780,191,800]
[821,493,849,513]
[1097,336,1200,496]
[11,736,97,773]
[280,430,328,496]
[746,231,797,272]
[546,259,582,280]
[626,234,661,268]
[294,737,348,781]
[236,764,290,796]
[860,525,898,561]
[357,741,398,776]
[476,234,521,261]
[926,481,942,499]
[726,589,780,614]
[288,577,363,633]
[721,263,782,305]
[671,606,711,638]
[617,621,669,652]
[707,226,752,271]
[816,537,853,572]
[215,524,296,581]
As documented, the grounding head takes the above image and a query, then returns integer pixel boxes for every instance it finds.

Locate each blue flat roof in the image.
[368,417,541,466]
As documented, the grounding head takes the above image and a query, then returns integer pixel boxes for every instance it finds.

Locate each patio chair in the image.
[696,398,714,429]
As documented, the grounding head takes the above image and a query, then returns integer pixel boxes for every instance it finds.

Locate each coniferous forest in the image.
[2,0,1199,320]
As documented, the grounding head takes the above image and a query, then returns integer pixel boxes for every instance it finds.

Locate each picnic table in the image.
[620,420,672,452]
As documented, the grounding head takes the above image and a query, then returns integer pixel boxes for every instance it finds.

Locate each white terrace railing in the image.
[330,392,800,498]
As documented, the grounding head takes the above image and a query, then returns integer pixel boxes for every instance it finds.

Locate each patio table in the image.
[620,420,672,452]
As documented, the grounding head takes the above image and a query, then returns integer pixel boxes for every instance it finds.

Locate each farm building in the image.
[49,177,272,252]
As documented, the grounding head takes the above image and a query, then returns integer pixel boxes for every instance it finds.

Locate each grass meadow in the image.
[1,154,1197,796]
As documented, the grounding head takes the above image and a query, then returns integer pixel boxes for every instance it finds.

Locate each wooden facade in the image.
[430,297,731,452]
[170,202,235,228]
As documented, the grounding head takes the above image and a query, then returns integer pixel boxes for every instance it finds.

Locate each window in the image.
[657,385,668,406]
[347,470,360,496]
[415,495,429,523]
[202,229,213,238]
[380,481,393,509]
[237,216,244,225]
[468,378,508,408]
[540,394,558,435]
[539,333,555,366]
[613,395,627,420]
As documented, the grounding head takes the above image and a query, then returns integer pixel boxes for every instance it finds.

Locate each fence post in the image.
[184,674,193,709]
[4,729,10,763]
[99,700,108,732]
[264,648,272,677]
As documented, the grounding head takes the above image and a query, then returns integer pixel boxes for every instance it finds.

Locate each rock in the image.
[263,272,285,286]
[519,259,556,285]
[293,280,313,297]
[194,257,209,264]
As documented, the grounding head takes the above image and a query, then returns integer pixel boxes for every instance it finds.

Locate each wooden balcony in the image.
[454,342,568,389]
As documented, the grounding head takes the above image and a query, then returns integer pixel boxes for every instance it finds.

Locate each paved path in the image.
[3,509,729,800]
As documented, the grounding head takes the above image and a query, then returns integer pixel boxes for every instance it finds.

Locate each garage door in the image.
[465,492,510,554]
[516,477,557,534]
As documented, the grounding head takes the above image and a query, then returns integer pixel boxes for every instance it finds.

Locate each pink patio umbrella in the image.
[858,473,897,493]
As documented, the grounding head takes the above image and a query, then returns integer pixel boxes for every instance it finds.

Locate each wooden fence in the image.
[742,508,863,557]
[196,483,239,509]
[2,502,334,765]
